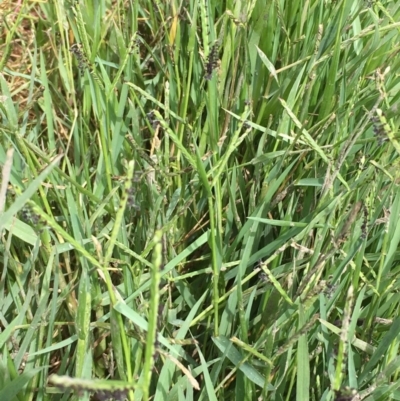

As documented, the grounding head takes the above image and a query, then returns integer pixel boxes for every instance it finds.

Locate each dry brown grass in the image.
[1,1,40,106]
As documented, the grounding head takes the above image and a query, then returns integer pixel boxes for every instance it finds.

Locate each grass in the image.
[1,0,400,400]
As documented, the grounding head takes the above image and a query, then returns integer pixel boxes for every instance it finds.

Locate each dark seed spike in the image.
[70,43,89,72]
[205,41,219,80]
[361,203,368,240]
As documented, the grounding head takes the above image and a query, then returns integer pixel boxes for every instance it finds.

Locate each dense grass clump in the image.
[1,1,400,400]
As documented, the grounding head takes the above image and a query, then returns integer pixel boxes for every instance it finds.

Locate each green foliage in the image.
[1,0,400,400]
